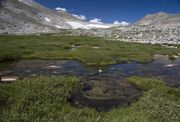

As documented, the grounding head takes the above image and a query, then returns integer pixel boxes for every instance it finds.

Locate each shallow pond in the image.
[0,55,179,111]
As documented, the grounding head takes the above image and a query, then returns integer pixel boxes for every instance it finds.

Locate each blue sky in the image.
[35,0,180,23]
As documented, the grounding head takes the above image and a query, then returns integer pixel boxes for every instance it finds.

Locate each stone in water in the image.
[1,76,18,82]
[45,65,61,69]
[165,64,176,67]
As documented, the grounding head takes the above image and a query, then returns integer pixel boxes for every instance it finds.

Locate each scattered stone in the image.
[69,44,82,51]
[172,55,179,59]
[44,65,61,69]
[53,71,59,74]
[162,45,178,49]
[71,44,82,48]
[98,69,102,73]
[165,64,176,67]
[1,76,18,83]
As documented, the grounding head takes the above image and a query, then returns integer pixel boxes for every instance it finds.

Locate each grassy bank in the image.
[0,76,179,122]
[0,35,179,65]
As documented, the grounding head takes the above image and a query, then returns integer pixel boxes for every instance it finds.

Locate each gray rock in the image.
[1,76,18,82]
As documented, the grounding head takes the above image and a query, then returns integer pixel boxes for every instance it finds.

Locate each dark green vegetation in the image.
[0,35,179,65]
[0,76,179,122]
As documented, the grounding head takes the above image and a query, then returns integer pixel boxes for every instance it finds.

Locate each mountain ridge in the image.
[0,0,117,34]
[135,12,180,27]
[0,0,180,44]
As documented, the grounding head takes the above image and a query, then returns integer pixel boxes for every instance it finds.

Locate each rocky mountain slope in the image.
[109,12,180,44]
[0,0,114,34]
[67,12,180,44]
[0,0,179,44]
[135,12,180,27]
[0,0,82,34]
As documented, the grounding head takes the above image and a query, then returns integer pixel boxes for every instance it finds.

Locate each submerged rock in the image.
[0,71,12,76]
[165,64,177,67]
[44,65,61,69]
[70,77,142,111]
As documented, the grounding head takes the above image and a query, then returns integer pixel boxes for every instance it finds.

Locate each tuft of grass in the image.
[0,51,21,62]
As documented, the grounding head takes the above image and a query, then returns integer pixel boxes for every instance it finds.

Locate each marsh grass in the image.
[0,35,179,65]
[0,76,179,122]
[0,51,21,62]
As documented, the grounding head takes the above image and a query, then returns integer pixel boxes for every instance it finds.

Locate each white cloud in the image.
[113,21,129,26]
[89,18,103,24]
[113,21,121,25]
[72,14,86,20]
[55,7,67,12]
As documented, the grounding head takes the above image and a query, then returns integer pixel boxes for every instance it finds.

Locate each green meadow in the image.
[0,35,179,65]
[0,35,180,122]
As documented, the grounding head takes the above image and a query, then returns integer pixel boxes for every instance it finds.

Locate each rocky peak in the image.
[18,0,34,6]
[136,12,180,26]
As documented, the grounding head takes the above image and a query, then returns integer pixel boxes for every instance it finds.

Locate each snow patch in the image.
[72,14,86,20]
[66,22,87,29]
[86,24,112,29]
[45,17,51,23]
[55,7,67,12]
[89,18,103,24]
[66,21,112,29]
[55,25,62,29]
